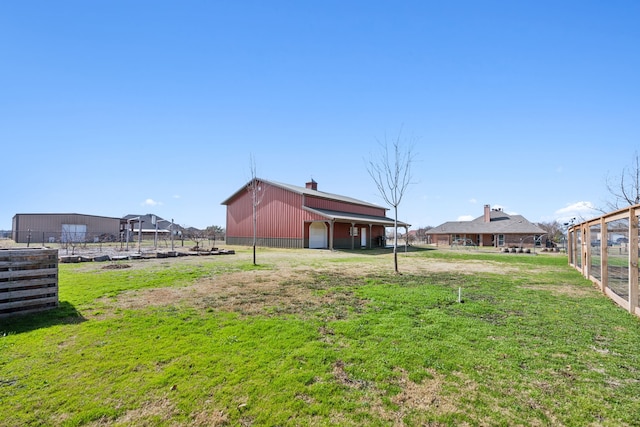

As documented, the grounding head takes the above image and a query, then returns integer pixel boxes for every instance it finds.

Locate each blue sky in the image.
[2,1,639,231]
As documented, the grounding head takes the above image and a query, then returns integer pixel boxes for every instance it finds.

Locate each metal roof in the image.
[13,213,122,221]
[123,214,174,231]
[303,207,410,227]
[221,178,386,210]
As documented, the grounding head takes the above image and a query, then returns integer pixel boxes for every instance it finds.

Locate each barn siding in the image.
[224,180,394,249]
[304,196,385,217]
[226,236,304,248]
[12,214,121,244]
[226,184,305,239]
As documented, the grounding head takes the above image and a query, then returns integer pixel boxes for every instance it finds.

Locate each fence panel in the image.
[589,223,602,282]
[569,205,640,316]
[0,248,59,317]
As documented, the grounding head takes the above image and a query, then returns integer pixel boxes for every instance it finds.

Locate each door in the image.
[309,222,327,249]
[61,224,87,243]
[361,227,367,248]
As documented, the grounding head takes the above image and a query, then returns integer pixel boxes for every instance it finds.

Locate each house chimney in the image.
[306,179,318,191]
[484,204,491,223]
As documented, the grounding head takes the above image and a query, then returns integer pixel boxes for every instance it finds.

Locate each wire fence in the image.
[568,204,639,316]
[8,229,225,255]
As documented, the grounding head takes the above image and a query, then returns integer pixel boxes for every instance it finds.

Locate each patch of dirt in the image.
[86,398,178,426]
[390,369,457,415]
[101,263,131,270]
[333,360,370,389]
[190,406,229,427]
[330,363,471,425]
[520,283,598,297]
[88,250,524,319]
[410,258,519,275]
[93,266,368,320]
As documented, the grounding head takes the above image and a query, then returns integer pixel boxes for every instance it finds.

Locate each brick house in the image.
[222,179,410,249]
[427,205,546,248]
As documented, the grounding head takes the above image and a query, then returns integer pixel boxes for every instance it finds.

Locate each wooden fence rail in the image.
[0,248,59,318]
[568,204,639,316]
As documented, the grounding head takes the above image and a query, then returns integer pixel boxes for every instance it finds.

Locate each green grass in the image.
[1,248,640,426]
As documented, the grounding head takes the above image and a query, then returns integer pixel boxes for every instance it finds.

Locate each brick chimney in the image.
[484,204,491,223]
[306,179,317,191]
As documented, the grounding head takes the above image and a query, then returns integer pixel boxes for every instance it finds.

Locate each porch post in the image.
[350,222,356,250]
[329,220,335,251]
[405,226,409,252]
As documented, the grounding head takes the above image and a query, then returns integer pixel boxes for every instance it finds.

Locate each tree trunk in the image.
[393,205,399,273]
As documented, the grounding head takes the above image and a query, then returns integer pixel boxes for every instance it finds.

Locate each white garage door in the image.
[61,224,87,243]
[309,222,327,249]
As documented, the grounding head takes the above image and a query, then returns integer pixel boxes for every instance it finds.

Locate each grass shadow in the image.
[0,301,86,334]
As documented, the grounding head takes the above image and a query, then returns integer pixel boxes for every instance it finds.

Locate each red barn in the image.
[222,179,410,249]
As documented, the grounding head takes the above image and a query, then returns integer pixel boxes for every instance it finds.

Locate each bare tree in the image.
[367,129,416,273]
[415,226,433,244]
[184,227,206,250]
[60,225,82,255]
[204,225,225,248]
[605,151,640,210]
[536,221,563,245]
[248,155,266,265]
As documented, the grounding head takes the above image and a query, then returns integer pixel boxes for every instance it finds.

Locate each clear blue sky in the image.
[2,1,639,231]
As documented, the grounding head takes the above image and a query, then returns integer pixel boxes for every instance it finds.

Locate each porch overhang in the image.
[303,207,410,228]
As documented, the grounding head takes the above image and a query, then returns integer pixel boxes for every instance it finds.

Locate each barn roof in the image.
[303,207,410,227]
[221,178,385,210]
[13,213,122,221]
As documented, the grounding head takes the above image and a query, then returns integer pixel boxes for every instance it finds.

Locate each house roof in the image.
[221,178,386,210]
[123,214,174,232]
[428,209,545,235]
[303,207,410,227]
[13,213,122,221]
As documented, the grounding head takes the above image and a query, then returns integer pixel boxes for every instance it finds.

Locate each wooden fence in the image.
[568,204,639,316]
[0,248,59,317]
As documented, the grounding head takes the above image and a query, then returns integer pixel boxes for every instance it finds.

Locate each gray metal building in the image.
[12,213,122,244]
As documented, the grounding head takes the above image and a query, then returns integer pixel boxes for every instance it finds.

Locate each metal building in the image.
[222,179,409,250]
[12,213,122,244]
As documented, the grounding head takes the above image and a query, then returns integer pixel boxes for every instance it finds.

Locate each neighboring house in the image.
[221,179,410,249]
[12,213,122,244]
[427,205,546,248]
[122,214,176,241]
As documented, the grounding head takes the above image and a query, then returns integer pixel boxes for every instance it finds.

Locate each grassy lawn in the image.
[1,247,640,426]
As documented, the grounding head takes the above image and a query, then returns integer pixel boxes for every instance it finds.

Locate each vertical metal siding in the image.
[12,214,120,243]
[224,181,390,249]
[225,183,304,240]
[304,196,387,217]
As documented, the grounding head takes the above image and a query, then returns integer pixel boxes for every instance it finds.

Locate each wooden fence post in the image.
[601,217,608,293]
[629,208,638,314]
